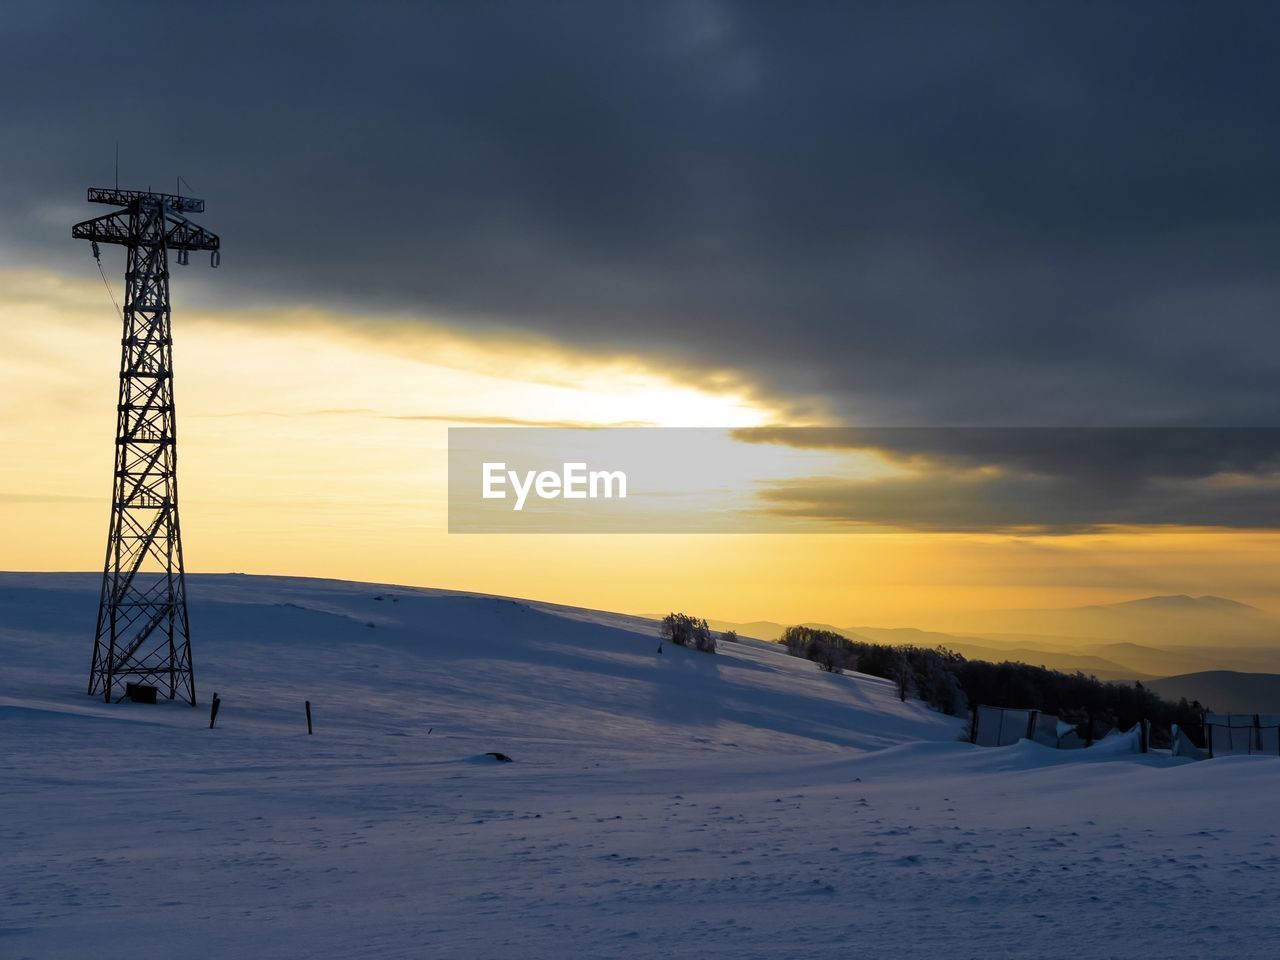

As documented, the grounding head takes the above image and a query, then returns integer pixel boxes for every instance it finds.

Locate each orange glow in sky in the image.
[3,267,1278,628]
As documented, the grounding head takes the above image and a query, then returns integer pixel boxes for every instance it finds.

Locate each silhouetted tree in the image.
[778,626,853,673]
[775,623,1205,746]
[660,613,716,654]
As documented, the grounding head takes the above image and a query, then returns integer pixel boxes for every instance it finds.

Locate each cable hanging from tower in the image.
[91,240,122,319]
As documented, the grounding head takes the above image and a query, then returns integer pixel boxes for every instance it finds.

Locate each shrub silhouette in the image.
[660,612,716,654]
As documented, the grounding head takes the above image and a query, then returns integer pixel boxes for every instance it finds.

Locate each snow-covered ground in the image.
[3,573,1280,959]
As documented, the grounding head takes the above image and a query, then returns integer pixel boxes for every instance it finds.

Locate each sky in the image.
[3,2,1280,627]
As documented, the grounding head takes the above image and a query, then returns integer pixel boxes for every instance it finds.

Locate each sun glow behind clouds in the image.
[185,310,773,432]
[0,268,780,565]
[4,268,1279,626]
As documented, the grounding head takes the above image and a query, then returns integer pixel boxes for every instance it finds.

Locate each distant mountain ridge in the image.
[696,594,1280,680]
[951,594,1277,647]
[1090,594,1259,612]
[1147,671,1280,714]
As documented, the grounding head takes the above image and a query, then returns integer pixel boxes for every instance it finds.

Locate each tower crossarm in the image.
[71,209,132,246]
[162,213,220,253]
[88,186,204,213]
[73,208,220,253]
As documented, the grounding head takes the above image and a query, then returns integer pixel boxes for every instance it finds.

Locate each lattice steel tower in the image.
[73,187,220,704]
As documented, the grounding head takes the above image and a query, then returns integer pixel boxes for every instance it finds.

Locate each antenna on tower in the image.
[114,141,119,190]
[72,185,221,706]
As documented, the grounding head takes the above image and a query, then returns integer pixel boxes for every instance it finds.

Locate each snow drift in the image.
[3,573,1279,960]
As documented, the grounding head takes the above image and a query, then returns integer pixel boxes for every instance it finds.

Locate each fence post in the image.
[306,700,313,735]
[1085,713,1094,748]
[969,705,978,744]
[1026,709,1038,742]
[208,693,221,729]
[1254,713,1262,754]
[1139,718,1149,754]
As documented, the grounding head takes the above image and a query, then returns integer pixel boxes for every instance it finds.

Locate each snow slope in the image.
[3,573,1280,959]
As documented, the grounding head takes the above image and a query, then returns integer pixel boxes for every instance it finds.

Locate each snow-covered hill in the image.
[3,573,1280,960]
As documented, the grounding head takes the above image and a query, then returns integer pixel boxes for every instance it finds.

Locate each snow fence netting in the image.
[973,705,1075,748]
[1205,713,1280,757]
[974,705,1032,747]
[971,705,1137,750]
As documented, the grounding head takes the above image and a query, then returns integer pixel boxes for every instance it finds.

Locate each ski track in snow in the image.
[2,573,1279,959]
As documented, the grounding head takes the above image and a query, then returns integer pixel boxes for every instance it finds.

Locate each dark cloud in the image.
[5,2,1280,423]
[745,427,1280,532]
[734,427,1280,481]
[758,472,1280,534]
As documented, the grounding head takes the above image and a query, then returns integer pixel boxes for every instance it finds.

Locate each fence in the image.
[1204,713,1280,757]
[972,705,1052,747]
[969,704,1119,749]
[972,707,1280,760]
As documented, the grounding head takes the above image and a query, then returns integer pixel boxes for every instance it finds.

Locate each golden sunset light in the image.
[4,267,1275,629]
[6,7,1280,957]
